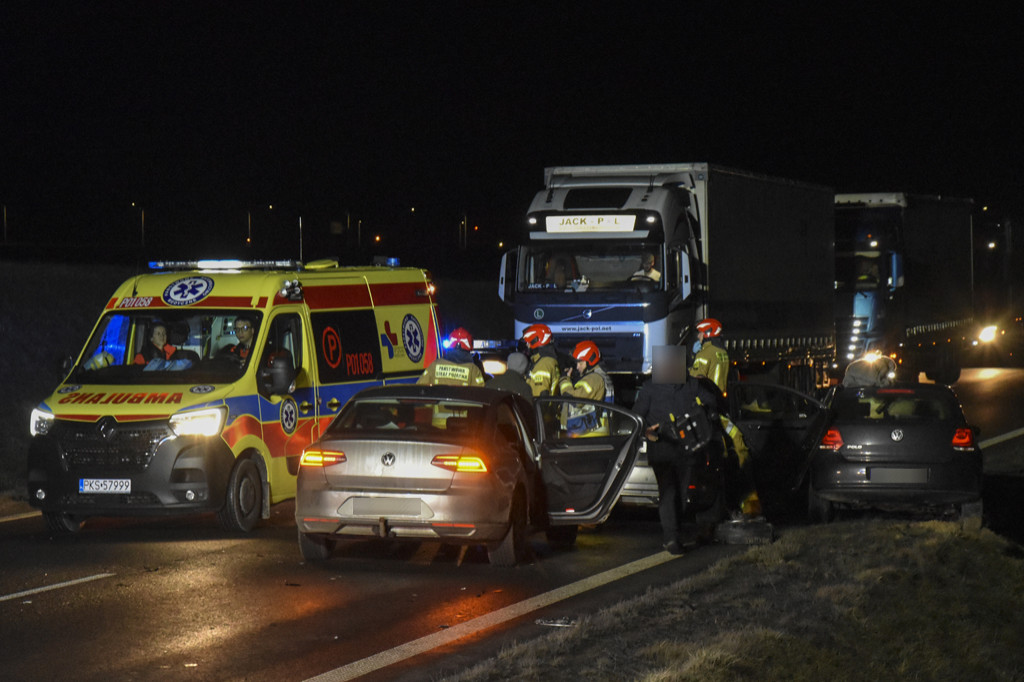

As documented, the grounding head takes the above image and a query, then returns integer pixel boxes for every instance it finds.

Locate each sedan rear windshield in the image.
[833,388,957,421]
[328,398,487,438]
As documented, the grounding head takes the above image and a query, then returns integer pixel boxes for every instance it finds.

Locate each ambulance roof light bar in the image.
[148,259,301,272]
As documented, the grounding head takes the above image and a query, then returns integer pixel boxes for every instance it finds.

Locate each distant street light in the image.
[989,241,997,250]
[131,202,145,246]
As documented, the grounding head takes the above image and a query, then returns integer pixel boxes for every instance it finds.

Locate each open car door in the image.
[728,382,828,497]
[534,397,642,526]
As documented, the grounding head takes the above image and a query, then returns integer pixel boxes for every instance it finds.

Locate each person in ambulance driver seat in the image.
[557,340,614,403]
[417,327,486,387]
[133,322,174,365]
[522,323,561,397]
[220,315,257,362]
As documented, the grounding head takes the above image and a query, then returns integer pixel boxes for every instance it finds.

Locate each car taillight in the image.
[819,428,843,450]
[431,453,488,473]
[952,428,975,450]
[300,448,347,466]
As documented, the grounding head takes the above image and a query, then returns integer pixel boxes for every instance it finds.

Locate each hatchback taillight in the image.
[819,428,844,450]
[952,428,975,450]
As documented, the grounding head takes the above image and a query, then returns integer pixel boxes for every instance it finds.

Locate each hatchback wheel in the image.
[807,484,835,524]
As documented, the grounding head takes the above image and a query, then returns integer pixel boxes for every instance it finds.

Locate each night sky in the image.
[2,2,1022,271]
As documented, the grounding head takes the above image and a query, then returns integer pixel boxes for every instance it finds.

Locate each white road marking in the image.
[305,551,681,682]
[0,510,42,524]
[0,573,115,603]
[980,426,1024,450]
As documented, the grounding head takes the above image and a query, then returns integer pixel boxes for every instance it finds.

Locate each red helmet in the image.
[572,340,601,367]
[446,327,473,352]
[696,318,723,338]
[522,323,553,350]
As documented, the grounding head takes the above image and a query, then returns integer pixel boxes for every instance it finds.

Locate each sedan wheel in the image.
[298,529,337,562]
[488,492,527,567]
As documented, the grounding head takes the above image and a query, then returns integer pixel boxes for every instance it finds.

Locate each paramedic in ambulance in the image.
[223,316,257,361]
[134,322,175,364]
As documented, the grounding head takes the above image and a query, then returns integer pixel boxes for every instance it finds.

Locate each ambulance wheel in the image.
[44,511,82,533]
[546,524,579,548]
[217,458,262,532]
[488,491,527,567]
[298,529,337,562]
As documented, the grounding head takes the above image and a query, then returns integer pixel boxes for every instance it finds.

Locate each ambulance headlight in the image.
[30,409,55,436]
[170,408,226,437]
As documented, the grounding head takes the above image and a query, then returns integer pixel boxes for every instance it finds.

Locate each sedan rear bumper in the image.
[295,482,513,545]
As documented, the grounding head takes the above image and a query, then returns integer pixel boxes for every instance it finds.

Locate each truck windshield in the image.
[835,253,890,292]
[68,310,265,385]
[520,244,664,292]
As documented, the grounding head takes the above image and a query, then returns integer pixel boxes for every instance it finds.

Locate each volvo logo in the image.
[890,429,904,442]
[381,452,396,467]
[583,309,593,319]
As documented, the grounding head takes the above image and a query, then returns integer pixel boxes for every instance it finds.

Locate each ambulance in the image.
[27,259,440,532]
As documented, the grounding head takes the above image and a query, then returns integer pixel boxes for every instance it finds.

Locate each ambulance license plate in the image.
[79,478,131,494]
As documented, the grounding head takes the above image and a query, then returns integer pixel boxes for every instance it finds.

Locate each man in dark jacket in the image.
[632,346,720,554]
[486,352,533,403]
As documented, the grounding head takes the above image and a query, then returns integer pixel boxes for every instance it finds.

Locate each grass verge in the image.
[445,519,1024,681]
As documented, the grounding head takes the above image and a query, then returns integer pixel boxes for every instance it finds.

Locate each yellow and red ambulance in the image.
[27,259,440,532]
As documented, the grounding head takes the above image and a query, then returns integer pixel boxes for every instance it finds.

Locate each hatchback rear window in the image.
[328,398,486,437]
[833,389,954,421]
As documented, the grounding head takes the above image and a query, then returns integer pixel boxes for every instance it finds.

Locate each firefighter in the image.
[522,323,561,397]
[689,317,729,394]
[417,327,486,387]
[557,341,611,402]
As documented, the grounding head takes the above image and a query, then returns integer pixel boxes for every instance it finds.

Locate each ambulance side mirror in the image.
[257,350,298,397]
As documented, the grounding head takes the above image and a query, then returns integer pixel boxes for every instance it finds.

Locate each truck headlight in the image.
[170,407,226,437]
[30,408,55,436]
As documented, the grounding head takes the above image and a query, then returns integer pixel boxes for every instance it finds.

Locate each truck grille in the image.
[53,418,171,471]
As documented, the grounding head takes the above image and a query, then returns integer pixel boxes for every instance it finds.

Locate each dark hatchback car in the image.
[807,383,983,522]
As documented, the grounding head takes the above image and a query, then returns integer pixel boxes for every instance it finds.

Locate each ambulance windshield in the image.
[69,311,265,385]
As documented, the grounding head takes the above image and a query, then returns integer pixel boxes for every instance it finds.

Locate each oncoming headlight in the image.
[979,325,998,344]
[170,408,226,437]
[30,408,55,436]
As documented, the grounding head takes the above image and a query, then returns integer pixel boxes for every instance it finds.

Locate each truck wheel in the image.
[545,524,579,548]
[488,492,527,567]
[44,511,82,533]
[298,528,337,562]
[807,484,835,524]
[216,458,262,532]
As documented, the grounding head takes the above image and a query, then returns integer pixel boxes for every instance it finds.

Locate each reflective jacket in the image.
[690,338,730,394]
[417,349,486,387]
[557,368,606,402]
[528,346,561,397]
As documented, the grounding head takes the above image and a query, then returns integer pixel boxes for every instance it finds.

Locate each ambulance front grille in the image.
[53,420,171,471]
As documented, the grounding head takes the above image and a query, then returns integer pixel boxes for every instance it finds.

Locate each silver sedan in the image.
[295,385,641,566]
